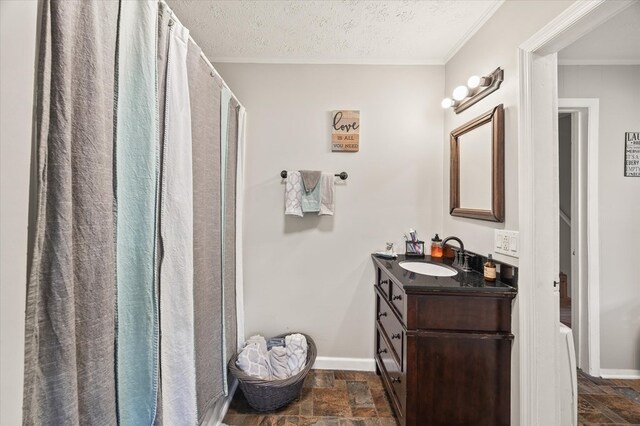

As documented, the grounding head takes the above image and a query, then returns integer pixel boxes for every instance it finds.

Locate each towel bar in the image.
[280,170,348,180]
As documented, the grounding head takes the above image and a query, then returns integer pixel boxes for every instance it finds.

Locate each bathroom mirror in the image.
[450,104,504,222]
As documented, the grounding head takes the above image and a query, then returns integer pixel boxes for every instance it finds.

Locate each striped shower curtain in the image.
[23,1,243,424]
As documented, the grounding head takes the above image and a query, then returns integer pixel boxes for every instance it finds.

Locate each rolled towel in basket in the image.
[268,346,291,380]
[236,335,271,379]
[285,333,308,376]
[245,334,268,352]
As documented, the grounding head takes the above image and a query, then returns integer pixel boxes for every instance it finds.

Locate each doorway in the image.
[556,100,600,375]
[517,1,633,424]
[557,112,572,329]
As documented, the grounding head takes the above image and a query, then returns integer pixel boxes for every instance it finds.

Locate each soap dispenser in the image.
[430,234,443,258]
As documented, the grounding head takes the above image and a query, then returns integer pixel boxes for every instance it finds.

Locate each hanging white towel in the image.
[284,171,303,217]
[319,173,335,216]
[159,15,198,426]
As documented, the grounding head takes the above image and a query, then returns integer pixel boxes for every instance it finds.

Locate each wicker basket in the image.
[228,333,317,412]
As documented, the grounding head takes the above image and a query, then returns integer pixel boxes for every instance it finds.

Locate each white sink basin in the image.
[399,261,458,277]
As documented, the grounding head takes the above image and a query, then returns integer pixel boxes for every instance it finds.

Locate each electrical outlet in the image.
[494,230,519,258]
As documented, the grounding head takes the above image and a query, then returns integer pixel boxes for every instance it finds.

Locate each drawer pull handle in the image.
[377,312,387,320]
[392,295,402,301]
[377,348,387,355]
[391,333,401,340]
[380,279,389,285]
[391,377,401,384]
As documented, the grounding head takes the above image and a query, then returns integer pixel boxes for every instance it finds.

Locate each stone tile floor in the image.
[223,369,640,425]
[223,370,398,425]
[578,370,640,425]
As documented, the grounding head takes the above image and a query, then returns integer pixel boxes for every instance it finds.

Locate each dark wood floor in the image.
[223,369,640,425]
[578,370,640,425]
[223,370,398,425]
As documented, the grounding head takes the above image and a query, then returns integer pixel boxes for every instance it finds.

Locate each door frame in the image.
[558,99,600,376]
[517,1,633,425]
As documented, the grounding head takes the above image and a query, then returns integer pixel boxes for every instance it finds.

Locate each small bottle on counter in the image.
[430,234,443,258]
[484,254,497,282]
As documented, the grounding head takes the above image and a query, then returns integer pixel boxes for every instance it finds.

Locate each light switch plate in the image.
[494,230,519,258]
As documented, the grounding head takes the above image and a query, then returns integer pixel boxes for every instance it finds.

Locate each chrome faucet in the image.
[441,236,473,272]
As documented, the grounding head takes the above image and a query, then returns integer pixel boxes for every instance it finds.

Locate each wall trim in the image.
[558,98,601,377]
[520,0,635,56]
[516,47,536,426]
[558,58,640,66]
[600,369,640,379]
[443,0,505,64]
[313,357,376,372]
[517,1,631,424]
[211,57,445,66]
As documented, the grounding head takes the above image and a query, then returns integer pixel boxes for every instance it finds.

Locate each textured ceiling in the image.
[559,2,640,65]
[167,0,503,64]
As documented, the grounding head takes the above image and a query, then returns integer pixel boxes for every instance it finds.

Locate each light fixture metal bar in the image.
[454,67,504,114]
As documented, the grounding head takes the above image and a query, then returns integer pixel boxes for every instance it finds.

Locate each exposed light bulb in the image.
[467,75,481,89]
[452,85,469,101]
[441,98,454,109]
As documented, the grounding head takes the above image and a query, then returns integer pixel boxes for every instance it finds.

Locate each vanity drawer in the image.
[389,280,406,320]
[376,328,406,418]
[377,268,392,299]
[408,294,513,333]
[376,294,404,369]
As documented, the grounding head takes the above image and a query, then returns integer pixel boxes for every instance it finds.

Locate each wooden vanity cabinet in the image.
[374,266,515,426]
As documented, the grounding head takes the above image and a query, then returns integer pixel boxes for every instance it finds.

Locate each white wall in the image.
[215,63,444,361]
[559,65,640,373]
[0,1,38,425]
[443,0,573,265]
[441,1,572,422]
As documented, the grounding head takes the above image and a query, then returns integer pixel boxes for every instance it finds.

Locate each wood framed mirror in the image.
[450,104,504,222]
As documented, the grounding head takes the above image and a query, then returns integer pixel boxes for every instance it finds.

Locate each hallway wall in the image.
[559,114,572,295]
[559,65,640,374]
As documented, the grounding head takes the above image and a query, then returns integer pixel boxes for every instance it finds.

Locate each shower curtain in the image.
[158,16,198,426]
[23,1,244,424]
[187,40,225,420]
[23,1,119,424]
[115,1,159,424]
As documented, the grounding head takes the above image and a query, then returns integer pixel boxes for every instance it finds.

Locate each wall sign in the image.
[331,110,360,152]
[625,132,640,177]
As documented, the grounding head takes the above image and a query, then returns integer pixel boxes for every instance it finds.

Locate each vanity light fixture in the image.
[452,85,469,101]
[441,98,455,109]
[441,67,504,114]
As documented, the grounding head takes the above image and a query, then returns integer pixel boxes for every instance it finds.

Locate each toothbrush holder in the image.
[405,240,425,257]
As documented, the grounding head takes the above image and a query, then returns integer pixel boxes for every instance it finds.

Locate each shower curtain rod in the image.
[158,0,244,109]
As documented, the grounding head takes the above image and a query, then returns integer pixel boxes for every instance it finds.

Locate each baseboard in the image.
[312,356,376,372]
[600,369,640,379]
[201,379,238,426]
